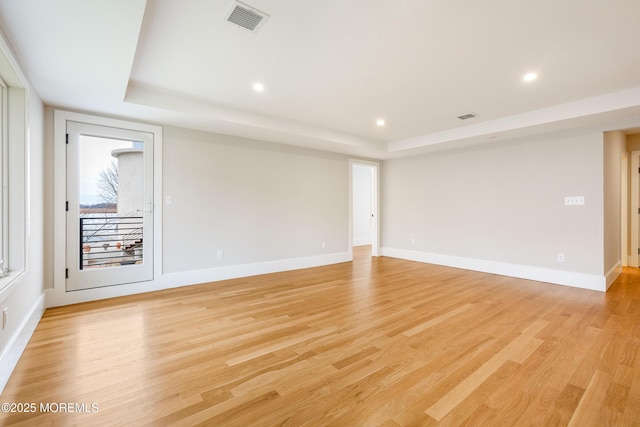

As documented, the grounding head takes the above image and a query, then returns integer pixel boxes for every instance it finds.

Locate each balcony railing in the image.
[80,216,143,269]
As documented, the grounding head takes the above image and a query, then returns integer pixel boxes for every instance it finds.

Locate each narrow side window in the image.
[0,77,7,277]
[0,33,28,287]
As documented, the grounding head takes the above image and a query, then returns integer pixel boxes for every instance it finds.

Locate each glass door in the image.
[66,121,154,291]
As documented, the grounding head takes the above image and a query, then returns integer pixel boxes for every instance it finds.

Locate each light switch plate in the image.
[564,196,585,206]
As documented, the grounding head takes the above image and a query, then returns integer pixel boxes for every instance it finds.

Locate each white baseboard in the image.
[605,262,622,290]
[47,252,353,305]
[162,251,352,289]
[381,247,607,292]
[0,293,45,394]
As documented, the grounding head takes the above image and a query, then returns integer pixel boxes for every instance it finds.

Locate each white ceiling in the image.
[1,0,639,158]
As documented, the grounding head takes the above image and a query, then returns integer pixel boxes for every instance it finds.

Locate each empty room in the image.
[1,0,640,425]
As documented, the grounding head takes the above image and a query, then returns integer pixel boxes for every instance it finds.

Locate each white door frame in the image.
[630,151,639,267]
[50,110,163,307]
[349,159,380,257]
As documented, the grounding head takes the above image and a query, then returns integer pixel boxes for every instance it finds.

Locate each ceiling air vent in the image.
[457,113,478,120]
[225,1,270,33]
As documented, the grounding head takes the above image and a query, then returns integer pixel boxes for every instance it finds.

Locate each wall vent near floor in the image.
[225,1,270,33]
[457,113,478,120]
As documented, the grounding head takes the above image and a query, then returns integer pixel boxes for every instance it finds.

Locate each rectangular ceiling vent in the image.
[457,113,478,120]
[225,1,270,33]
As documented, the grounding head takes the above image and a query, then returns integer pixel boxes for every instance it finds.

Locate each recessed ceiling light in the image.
[253,82,264,92]
[376,119,385,127]
[523,72,538,82]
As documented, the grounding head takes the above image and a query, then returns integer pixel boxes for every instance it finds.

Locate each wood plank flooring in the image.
[2,247,640,426]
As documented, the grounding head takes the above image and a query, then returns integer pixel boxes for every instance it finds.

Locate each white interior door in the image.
[66,121,154,291]
[352,164,374,246]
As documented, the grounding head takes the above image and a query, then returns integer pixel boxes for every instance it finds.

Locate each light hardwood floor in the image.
[1,247,640,426]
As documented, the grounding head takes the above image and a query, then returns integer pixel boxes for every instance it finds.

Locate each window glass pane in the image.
[78,135,145,270]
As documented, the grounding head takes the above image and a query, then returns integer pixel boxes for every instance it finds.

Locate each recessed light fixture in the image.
[376,119,385,127]
[253,82,265,92]
[523,72,538,82]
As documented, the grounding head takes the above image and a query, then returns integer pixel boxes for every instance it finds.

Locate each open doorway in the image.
[619,131,639,267]
[350,160,379,258]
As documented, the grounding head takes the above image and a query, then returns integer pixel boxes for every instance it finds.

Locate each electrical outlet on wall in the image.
[557,253,565,263]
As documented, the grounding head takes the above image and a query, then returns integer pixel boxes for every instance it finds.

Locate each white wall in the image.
[352,164,373,246]
[382,131,606,289]
[162,127,350,279]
